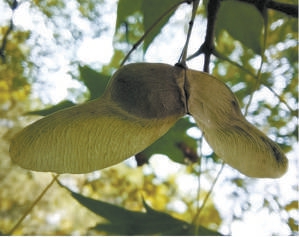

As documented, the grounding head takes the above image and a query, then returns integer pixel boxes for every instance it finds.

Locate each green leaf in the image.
[26,66,110,116]
[26,100,76,116]
[141,0,179,52]
[115,0,179,53]
[285,200,299,211]
[79,66,110,100]
[215,0,264,54]
[141,117,198,164]
[116,0,142,29]
[70,190,222,236]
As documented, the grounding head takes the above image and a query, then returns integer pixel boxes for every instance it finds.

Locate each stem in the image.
[237,0,298,17]
[186,0,221,73]
[202,0,220,72]
[192,162,224,234]
[0,1,19,62]
[213,45,294,114]
[178,0,200,66]
[267,0,298,17]
[7,174,60,235]
[120,0,189,66]
[244,6,269,116]
[198,163,224,213]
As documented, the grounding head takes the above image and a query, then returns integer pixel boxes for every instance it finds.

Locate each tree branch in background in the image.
[187,0,221,73]
[0,0,18,63]
[178,0,200,66]
[0,20,14,63]
[267,0,298,18]
[120,0,190,66]
[187,0,297,71]
[238,0,298,17]
[202,0,220,73]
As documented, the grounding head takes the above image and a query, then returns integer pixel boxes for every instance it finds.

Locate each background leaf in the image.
[215,0,264,54]
[115,0,179,53]
[116,0,142,29]
[141,0,179,52]
[26,100,76,116]
[26,66,110,116]
[141,117,198,164]
[70,189,221,236]
[79,65,110,100]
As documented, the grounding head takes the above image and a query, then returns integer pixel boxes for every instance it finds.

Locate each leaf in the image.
[115,0,179,53]
[79,65,110,100]
[70,190,222,236]
[141,0,179,52]
[116,0,142,29]
[26,66,109,116]
[141,117,198,164]
[288,217,299,233]
[285,200,299,211]
[26,100,76,116]
[215,0,264,54]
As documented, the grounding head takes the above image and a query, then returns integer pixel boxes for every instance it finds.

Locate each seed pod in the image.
[9,63,187,174]
[9,63,288,178]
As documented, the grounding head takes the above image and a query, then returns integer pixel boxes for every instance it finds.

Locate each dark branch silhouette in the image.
[0,0,19,62]
[187,0,297,70]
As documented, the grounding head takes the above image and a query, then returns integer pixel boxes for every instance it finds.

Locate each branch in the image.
[7,175,60,235]
[234,0,298,17]
[178,0,200,66]
[241,0,298,17]
[0,20,14,62]
[120,0,189,66]
[266,0,298,18]
[187,0,220,72]
[1,0,18,63]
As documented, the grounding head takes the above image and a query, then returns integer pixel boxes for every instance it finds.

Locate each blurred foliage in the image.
[0,27,31,110]
[0,0,298,236]
[141,117,199,165]
[69,187,222,235]
[215,0,264,54]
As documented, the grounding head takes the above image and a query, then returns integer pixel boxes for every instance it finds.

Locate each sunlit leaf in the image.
[115,0,179,53]
[285,200,299,211]
[288,217,299,232]
[215,0,264,54]
[79,65,110,100]
[141,0,178,52]
[116,0,142,29]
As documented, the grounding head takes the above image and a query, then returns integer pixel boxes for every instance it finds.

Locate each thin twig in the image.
[191,136,203,231]
[192,162,224,230]
[244,7,269,116]
[120,0,189,66]
[0,0,18,62]
[213,50,294,113]
[186,0,220,72]
[7,174,60,235]
[178,0,200,65]
[267,0,298,17]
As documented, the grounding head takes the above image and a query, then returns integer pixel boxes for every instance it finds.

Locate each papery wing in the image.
[187,70,288,178]
[10,99,179,174]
